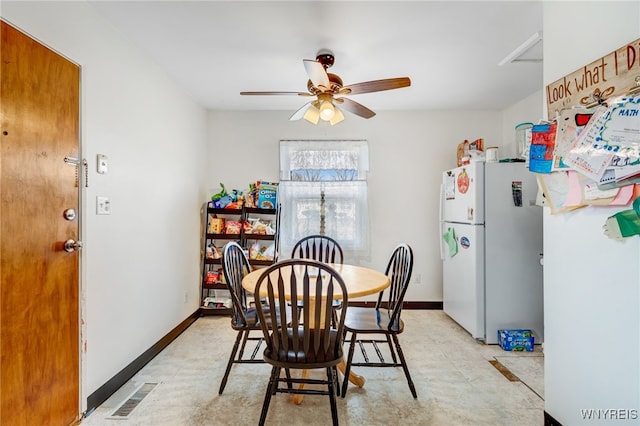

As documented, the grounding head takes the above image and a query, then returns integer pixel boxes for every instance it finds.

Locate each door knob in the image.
[64,239,83,253]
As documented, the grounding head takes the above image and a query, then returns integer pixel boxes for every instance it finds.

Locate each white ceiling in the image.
[87,0,543,115]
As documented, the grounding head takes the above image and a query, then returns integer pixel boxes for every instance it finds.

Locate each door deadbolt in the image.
[63,209,77,221]
[64,239,83,253]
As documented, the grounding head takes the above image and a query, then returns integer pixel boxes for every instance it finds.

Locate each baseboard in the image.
[347,301,443,310]
[85,309,200,413]
[544,411,563,426]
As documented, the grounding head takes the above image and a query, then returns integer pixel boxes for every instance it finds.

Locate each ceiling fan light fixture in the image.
[303,102,320,124]
[319,100,335,121]
[329,106,344,126]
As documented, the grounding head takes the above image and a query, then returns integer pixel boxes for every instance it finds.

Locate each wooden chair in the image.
[291,235,344,324]
[340,243,417,399]
[218,242,285,394]
[254,259,348,426]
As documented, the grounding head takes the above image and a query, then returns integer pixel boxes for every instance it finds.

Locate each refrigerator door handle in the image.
[439,183,444,224]
[439,223,446,261]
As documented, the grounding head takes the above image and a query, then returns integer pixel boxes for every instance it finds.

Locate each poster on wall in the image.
[545,38,640,120]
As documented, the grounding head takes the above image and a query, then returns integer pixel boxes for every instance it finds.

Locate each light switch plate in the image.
[97,154,108,174]
[96,196,111,215]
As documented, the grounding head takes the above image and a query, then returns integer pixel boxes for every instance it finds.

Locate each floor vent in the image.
[489,359,520,382]
[108,382,157,419]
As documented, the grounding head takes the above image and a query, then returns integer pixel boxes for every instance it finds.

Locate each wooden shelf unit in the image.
[199,203,279,315]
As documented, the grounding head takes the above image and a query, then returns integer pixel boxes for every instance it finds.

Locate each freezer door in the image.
[442,162,484,224]
[442,222,485,340]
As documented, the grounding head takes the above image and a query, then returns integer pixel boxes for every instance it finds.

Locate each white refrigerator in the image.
[439,161,543,344]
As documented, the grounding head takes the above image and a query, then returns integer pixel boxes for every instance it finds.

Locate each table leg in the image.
[337,359,366,387]
[292,370,309,405]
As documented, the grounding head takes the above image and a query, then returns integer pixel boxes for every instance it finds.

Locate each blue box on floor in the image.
[498,329,534,352]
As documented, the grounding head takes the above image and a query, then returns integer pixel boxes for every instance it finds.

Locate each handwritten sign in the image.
[546,38,640,119]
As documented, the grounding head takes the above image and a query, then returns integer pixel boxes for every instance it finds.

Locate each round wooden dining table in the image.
[242,262,390,402]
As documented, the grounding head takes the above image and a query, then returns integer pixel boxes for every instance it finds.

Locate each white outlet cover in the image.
[97,196,111,215]
[97,154,108,174]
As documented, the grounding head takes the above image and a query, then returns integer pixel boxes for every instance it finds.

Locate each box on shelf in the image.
[256,181,278,209]
[243,180,279,209]
[202,297,232,309]
[498,329,534,352]
[208,216,226,234]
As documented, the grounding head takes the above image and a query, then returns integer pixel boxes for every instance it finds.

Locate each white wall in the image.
[501,90,545,157]
[207,109,507,302]
[2,1,209,405]
[543,2,640,425]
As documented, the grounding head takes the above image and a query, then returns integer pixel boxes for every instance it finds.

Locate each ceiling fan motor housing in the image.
[316,51,335,69]
[307,73,343,94]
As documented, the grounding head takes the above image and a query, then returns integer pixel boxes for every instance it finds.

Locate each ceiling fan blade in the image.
[289,101,313,121]
[303,59,330,90]
[334,97,376,119]
[289,100,322,124]
[339,77,411,95]
[240,91,312,96]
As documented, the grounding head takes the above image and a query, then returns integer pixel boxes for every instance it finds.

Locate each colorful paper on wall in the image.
[565,97,640,182]
[603,198,640,240]
[554,107,593,169]
[529,123,558,173]
[564,106,614,181]
[536,172,581,214]
[609,184,635,206]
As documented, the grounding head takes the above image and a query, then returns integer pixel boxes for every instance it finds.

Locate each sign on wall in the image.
[546,38,640,119]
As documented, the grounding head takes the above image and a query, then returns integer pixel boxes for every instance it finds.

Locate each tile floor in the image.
[80,310,544,426]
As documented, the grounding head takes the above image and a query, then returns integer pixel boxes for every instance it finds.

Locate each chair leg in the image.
[392,334,417,398]
[385,334,398,364]
[327,367,339,426]
[259,366,280,426]
[333,363,341,396]
[341,331,358,398]
[237,328,251,359]
[285,368,293,390]
[219,330,244,394]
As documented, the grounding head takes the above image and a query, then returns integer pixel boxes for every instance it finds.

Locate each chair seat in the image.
[263,328,344,368]
[230,307,259,329]
[232,305,292,330]
[343,307,405,334]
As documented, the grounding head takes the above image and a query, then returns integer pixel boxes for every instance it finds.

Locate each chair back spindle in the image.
[291,235,344,264]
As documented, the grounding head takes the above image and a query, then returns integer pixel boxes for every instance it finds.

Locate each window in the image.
[279,140,369,259]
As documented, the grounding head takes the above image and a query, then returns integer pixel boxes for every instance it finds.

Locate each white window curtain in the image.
[279,140,370,260]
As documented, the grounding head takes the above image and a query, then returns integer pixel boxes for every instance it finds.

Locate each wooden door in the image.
[0,21,80,426]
